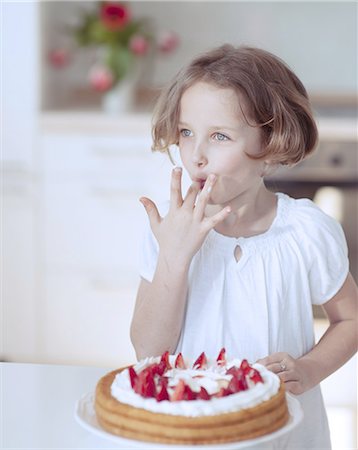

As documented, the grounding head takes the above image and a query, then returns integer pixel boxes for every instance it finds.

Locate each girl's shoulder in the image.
[278,192,343,235]
[277,192,348,257]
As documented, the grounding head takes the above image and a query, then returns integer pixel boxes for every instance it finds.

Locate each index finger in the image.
[169,167,183,209]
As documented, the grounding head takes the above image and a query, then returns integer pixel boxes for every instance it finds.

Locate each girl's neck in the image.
[207,185,277,239]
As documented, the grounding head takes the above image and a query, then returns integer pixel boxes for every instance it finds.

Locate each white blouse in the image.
[139,192,349,449]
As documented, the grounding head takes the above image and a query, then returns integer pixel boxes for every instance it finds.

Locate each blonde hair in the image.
[152,44,318,166]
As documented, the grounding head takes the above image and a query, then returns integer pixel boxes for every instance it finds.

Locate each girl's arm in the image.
[130,168,230,360]
[130,256,190,360]
[258,272,358,395]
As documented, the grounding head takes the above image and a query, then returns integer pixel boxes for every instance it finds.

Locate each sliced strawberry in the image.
[197,386,211,400]
[183,384,197,401]
[148,361,166,377]
[237,368,248,391]
[160,351,172,370]
[228,375,240,393]
[250,368,263,384]
[215,387,231,398]
[227,367,248,392]
[158,376,168,388]
[134,370,156,398]
[156,384,170,402]
[240,359,251,375]
[226,366,240,377]
[171,379,186,401]
[174,352,186,369]
[128,366,138,389]
[193,352,207,369]
[216,347,226,366]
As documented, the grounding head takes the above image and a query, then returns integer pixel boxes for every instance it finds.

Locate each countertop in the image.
[1,362,117,449]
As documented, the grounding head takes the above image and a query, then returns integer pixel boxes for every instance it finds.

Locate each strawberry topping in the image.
[197,386,211,400]
[175,352,186,369]
[128,366,138,389]
[249,368,264,384]
[133,369,156,398]
[156,384,170,402]
[160,351,172,370]
[128,351,264,402]
[216,347,226,366]
[193,351,207,369]
[171,379,186,401]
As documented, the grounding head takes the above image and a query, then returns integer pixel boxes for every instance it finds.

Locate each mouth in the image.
[193,178,207,190]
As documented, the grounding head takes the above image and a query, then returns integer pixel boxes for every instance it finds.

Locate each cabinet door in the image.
[42,270,137,366]
[2,174,37,361]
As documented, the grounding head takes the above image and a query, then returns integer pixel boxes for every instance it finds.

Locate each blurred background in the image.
[2,2,357,448]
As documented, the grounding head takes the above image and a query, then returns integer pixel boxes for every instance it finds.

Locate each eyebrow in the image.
[178,121,240,132]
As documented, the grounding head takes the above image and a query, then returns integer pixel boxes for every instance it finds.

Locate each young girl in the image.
[130,45,357,448]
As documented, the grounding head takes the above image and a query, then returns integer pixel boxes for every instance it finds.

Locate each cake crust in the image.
[95,367,290,445]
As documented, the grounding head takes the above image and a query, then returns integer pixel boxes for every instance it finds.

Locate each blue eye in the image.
[180,129,193,137]
[213,133,229,141]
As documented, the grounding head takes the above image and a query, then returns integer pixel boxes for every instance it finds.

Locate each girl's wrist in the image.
[157,250,192,275]
[297,355,323,389]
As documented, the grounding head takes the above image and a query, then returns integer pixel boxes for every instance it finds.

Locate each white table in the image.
[2,362,119,449]
[2,362,301,450]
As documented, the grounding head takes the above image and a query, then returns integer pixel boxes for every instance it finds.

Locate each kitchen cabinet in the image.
[2,2,40,362]
[38,116,173,366]
[2,170,38,362]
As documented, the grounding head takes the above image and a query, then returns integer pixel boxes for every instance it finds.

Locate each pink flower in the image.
[157,31,180,54]
[88,65,114,92]
[48,48,70,68]
[129,35,149,56]
[100,2,130,30]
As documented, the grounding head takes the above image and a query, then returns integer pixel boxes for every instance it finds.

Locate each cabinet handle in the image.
[90,147,149,158]
[89,186,140,198]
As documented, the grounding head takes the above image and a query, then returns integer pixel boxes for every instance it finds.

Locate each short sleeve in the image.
[295,199,349,305]
[138,218,159,282]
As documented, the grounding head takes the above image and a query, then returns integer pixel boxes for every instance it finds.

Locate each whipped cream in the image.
[110,355,280,417]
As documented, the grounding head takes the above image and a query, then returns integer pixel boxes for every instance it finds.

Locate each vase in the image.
[101,78,135,114]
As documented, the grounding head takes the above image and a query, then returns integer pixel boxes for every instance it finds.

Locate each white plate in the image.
[75,392,303,449]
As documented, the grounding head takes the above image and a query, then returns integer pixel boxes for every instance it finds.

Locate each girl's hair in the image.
[152,44,318,166]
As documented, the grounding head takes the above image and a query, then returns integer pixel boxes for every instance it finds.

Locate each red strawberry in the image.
[148,361,166,377]
[250,368,263,384]
[193,352,207,369]
[240,359,251,375]
[183,384,197,401]
[215,387,231,398]
[197,386,211,400]
[160,351,172,370]
[175,352,186,369]
[227,367,248,392]
[216,347,226,366]
[128,366,138,389]
[156,384,170,402]
[228,375,241,393]
[158,376,168,388]
[134,370,156,398]
[237,369,248,391]
[171,379,186,401]
[226,366,240,377]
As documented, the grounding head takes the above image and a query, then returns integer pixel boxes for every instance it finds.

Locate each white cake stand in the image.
[75,392,303,450]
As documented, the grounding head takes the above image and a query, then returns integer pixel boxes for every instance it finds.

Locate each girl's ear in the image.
[260,160,277,178]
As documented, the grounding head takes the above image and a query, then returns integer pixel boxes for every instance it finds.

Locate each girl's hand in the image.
[140,167,231,264]
[256,352,318,395]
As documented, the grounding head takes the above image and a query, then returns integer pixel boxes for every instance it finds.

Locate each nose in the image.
[192,142,208,167]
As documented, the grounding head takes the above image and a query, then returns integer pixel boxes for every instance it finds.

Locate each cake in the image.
[95,349,289,445]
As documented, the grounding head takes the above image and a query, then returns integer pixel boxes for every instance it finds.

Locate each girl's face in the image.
[178,81,266,207]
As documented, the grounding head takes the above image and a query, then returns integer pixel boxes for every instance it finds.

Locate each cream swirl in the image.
[110,355,280,417]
